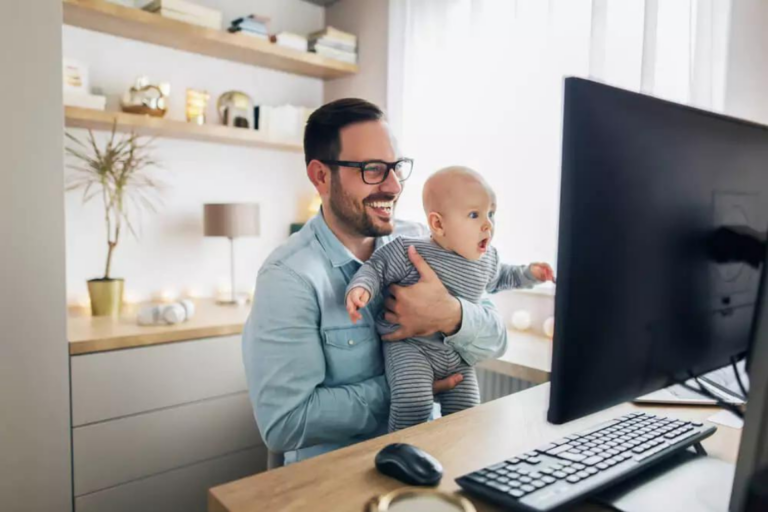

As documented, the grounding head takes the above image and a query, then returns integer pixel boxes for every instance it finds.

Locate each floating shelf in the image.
[63,0,358,80]
[64,107,303,152]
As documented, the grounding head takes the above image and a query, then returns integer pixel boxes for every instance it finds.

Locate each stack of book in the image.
[228,14,270,41]
[140,0,222,30]
[308,27,357,64]
[271,32,308,52]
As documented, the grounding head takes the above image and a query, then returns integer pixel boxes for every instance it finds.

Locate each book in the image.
[141,0,222,29]
[308,26,357,45]
[271,32,308,52]
[140,0,221,20]
[309,36,356,52]
[311,45,357,64]
[232,19,268,34]
[231,14,271,26]
[274,31,307,43]
[228,27,269,40]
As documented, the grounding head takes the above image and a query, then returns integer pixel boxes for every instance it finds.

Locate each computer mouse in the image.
[375,443,443,486]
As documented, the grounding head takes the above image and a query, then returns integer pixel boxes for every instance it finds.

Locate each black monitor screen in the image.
[548,78,768,424]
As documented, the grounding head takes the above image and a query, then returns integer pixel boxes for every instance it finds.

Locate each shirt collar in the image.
[310,209,362,268]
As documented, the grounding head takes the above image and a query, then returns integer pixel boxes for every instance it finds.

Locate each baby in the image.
[345,166,555,432]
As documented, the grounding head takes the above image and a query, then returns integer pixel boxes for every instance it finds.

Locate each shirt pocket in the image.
[322,325,382,386]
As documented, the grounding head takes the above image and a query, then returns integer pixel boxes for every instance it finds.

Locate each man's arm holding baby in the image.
[346,239,469,391]
[381,246,510,366]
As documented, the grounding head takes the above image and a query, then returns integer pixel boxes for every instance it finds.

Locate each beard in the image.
[328,175,397,237]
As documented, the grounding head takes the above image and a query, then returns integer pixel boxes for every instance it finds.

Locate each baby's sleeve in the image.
[486,248,541,293]
[345,237,411,301]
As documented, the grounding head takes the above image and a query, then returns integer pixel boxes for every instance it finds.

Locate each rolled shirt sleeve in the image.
[443,297,508,366]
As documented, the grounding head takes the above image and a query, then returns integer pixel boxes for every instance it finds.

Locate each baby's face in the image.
[439,181,496,260]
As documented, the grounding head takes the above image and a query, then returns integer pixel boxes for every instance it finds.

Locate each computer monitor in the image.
[548,78,768,425]
[732,241,768,511]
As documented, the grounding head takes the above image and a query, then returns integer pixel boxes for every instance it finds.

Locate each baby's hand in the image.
[346,287,371,324]
[530,262,556,283]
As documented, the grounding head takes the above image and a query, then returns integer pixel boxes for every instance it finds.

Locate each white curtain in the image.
[388,0,731,266]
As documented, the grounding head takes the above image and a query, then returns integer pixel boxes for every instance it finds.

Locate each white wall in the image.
[322,0,554,329]
[0,0,72,510]
[324,0,389,109]
[724,0,768,124]
[63,1,323,302]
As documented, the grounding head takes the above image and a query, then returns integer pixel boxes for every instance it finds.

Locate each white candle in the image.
[543,317,555,338]
[511,310,532,331]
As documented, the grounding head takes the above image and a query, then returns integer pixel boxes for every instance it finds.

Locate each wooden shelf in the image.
[63,0,358,80]
[65,107,303,152]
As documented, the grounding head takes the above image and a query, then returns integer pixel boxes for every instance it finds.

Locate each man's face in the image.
[328,120,403,237]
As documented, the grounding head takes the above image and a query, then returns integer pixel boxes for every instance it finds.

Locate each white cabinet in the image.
[71,335,249,426]
[71,335,265,512]
[75,447,266,512]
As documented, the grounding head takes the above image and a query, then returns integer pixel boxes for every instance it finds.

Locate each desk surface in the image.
[208,384,740,512]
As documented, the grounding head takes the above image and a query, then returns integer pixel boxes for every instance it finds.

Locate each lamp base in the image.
[215,294,249,306]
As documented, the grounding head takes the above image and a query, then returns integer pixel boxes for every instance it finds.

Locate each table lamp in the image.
[203,203,260,305]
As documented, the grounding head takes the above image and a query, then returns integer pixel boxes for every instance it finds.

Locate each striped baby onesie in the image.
[346,236,539,431]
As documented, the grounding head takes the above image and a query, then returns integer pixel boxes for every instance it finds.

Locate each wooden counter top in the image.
[209,383,741,512]
[68,299,251,355]
[68,298,553,375]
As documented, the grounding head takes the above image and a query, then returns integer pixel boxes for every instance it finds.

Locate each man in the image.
[242,98,507,464]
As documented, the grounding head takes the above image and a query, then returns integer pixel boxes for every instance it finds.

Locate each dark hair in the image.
[303,98,384,166]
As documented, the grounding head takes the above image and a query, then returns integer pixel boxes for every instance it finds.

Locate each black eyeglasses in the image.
[321,158,414,184]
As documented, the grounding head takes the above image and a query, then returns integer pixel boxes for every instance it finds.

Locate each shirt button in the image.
[348,339,355,346]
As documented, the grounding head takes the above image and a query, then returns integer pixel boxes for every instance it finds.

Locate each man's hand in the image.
[433,373,464,394]
[346,287,371,324]
[381,246,462,341]
[530,262,556,283]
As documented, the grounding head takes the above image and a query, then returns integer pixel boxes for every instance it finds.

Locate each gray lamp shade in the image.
[203,203,260,238]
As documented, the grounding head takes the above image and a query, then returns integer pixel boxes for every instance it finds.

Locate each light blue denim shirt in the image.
[242,212,508,464]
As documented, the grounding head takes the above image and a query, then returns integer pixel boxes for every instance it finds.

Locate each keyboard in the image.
[455,412,716,511]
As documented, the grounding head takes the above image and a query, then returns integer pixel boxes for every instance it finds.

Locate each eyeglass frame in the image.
[320,158,414,184]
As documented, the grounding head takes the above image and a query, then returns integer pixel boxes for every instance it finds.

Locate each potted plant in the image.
[66,124,163,316]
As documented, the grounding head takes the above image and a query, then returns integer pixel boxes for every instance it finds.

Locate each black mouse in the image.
[375,443,443,486]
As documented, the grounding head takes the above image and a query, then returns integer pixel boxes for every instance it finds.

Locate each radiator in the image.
[477,367,536,403]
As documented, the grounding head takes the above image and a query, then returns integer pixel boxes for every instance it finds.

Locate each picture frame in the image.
[62,59,90,94]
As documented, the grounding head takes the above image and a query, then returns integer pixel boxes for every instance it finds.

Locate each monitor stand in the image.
[595,445,735,512]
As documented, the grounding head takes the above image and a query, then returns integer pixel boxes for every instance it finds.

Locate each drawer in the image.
[75,446,266,512]
[71,335,247,426]
[73,391,261,496]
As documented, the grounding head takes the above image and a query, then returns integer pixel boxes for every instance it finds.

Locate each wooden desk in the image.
[208,384,740,512]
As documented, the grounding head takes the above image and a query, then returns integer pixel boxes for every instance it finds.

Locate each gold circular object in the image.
[367,488,476,512]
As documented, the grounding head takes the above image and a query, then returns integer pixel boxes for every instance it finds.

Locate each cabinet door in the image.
[71,335,247,426]
[75,446,267,512]
[73,392,261,496]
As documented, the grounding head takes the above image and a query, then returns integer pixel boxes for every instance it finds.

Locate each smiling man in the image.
[242,98,508,464]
